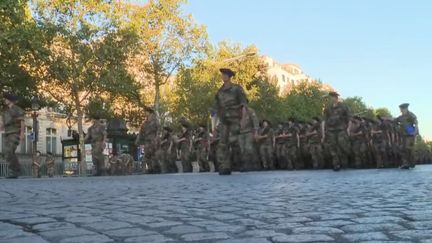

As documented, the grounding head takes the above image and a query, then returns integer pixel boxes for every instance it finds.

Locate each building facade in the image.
[262,56,316,96]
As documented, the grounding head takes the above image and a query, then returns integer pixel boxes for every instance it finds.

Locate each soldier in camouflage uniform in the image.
[238,106,259,171]
[349,116,369,168]
[371,118,390,168]
[1,93,25,178]
[45,152,55,178]
[157,126,175,173]
[274,122,285,169]
[395,103,418,169]
[257,120,274,170]
[322,92,352,171]
[177,119,193,172]
[193,125,210,172]
[307,117,324,169]
[135,107,160,173]
[213,68,248,175]
[32,151,42,178]
[282,119,299,170]
[297,122,309,169]
[85,116,107,176]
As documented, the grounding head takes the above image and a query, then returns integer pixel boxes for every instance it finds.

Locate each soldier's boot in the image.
[208,161,215,173]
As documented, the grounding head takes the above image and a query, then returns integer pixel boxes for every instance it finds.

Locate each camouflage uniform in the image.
[282,123,299,170]
[349,118,369,168]
[214,82,248,174]
[371,120,390,168]
[178,123,193,173]
[157,128,175,173]
[87,119,107,176]
[307,121,323,169]
[396,111,418,168]
[2,103,24,177]
[109,153,134,175]
[323,102,352,170]
[238,107,259,171]
[274,124,285,169]
[297,123,309,170]
[258,124,274,170]
[45,153,55,177]
[32,153,42,178]
[136,112,160,173]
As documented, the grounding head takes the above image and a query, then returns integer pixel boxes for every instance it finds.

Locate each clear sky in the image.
[137,0,432,140]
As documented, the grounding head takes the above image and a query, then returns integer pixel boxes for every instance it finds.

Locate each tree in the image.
[375,107,392,118]
[124,0,208,120]
[0,0,45,108]
[30,0,139,174]
[342,96,375,119]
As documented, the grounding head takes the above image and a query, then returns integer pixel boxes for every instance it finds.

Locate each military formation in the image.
[0,68,421,177]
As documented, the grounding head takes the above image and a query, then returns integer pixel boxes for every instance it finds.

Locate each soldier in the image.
[256,120,274,170]
[238,106,259,171]
[109,151,134,176]
[395,103,418,169]
[281,119,299,170]
[297,121,310,169]
[157,126,176,173]
[85,116,107,176]
[307,117,324,169]
[193,125,212,172]
[274,122,286,169]
[135,107,160,173]
[32,151,42,178]
[177,119,193,172]
[371,118,390,168]
[45,152,55,177]
[322,91,352,171]
[213,68,248,175]
[0,93,25,179]
[349,116,369,168]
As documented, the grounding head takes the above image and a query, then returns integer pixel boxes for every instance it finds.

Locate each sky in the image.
[137,0,432,140]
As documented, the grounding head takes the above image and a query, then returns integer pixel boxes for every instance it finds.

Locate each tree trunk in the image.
[73,91,87,176]
[154,79,161,121]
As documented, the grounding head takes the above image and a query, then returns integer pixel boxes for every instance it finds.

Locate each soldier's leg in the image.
[405,137,416,168]
[4,133,21,177]
[286,146,296,170]
[217,123,232,174]
[337,131,350,169]
[326,132,340,170]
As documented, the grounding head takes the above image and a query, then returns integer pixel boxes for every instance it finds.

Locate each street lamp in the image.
[31,97,40,171]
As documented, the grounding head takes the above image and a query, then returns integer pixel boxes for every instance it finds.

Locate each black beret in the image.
[399,103,409,109]
[219,68,235,77]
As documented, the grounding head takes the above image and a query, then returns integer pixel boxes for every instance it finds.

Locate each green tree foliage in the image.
[374,107,393,118]
[342,96,375,119]
[0,0,45,108]
[31,0,139,174]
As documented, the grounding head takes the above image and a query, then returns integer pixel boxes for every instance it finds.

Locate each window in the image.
[20,126,33,154]
[46,128,57,154]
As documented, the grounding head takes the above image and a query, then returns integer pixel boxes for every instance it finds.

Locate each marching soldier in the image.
[85,115,107,176]
[45,152,56,177]
[32,151,42,178]
[297,121,309,169]
[371,118,390,168]
[213,68,248,175]
[177,118,193,172]
[238,106,259,171]
[322,91,352,171]
[257,119,274,170]
[193,125,211,172]
[307,117,324,169]
[1,93,25,179]
[282,119,299,170]
[349,116,369,168]
[135,107,160,173]
[395,103,418,169]
[157,126,176,173]
[274,122,286,169]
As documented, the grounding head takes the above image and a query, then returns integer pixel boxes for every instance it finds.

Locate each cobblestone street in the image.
[1,166,432,243]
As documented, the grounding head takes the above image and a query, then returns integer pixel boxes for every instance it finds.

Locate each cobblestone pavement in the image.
[1,165,432,243]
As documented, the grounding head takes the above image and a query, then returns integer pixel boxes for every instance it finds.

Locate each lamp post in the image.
[31,97,40,164]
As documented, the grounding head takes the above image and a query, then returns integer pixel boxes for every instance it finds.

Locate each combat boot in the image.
[219,169,231,175]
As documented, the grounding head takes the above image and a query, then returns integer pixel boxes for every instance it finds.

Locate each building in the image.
[262,56,317,96]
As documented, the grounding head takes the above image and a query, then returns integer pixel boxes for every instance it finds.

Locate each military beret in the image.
[328,91,340,97]
[3,93,18,102]
[399,103,409,109]
[219,68,235,77]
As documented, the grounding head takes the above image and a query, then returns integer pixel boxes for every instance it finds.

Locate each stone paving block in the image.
[180,232,230,241]
[40,228,97,240]
[242,230,287,238]
[11,217,56,225]
[0,229,35,239]
[307,219,354,227]
[0,222,21,231]
[0,236,49,243]
[272,234,334,242]
[342,232,389,241]
[292,226,345,234]
[59,234,114,243]
[65,216,111,224]
[353,216,405,224]
[104,227,157,238]
[164,225,204,234]
[84,221,132,231]
[146,220,183,228]
[33,222,76,232]
[125,234,174,243]
[341,223,406,233]
[391,230,432,240]
[216,238,272,243]
[206,225,246,233]
[409,221,432,230]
